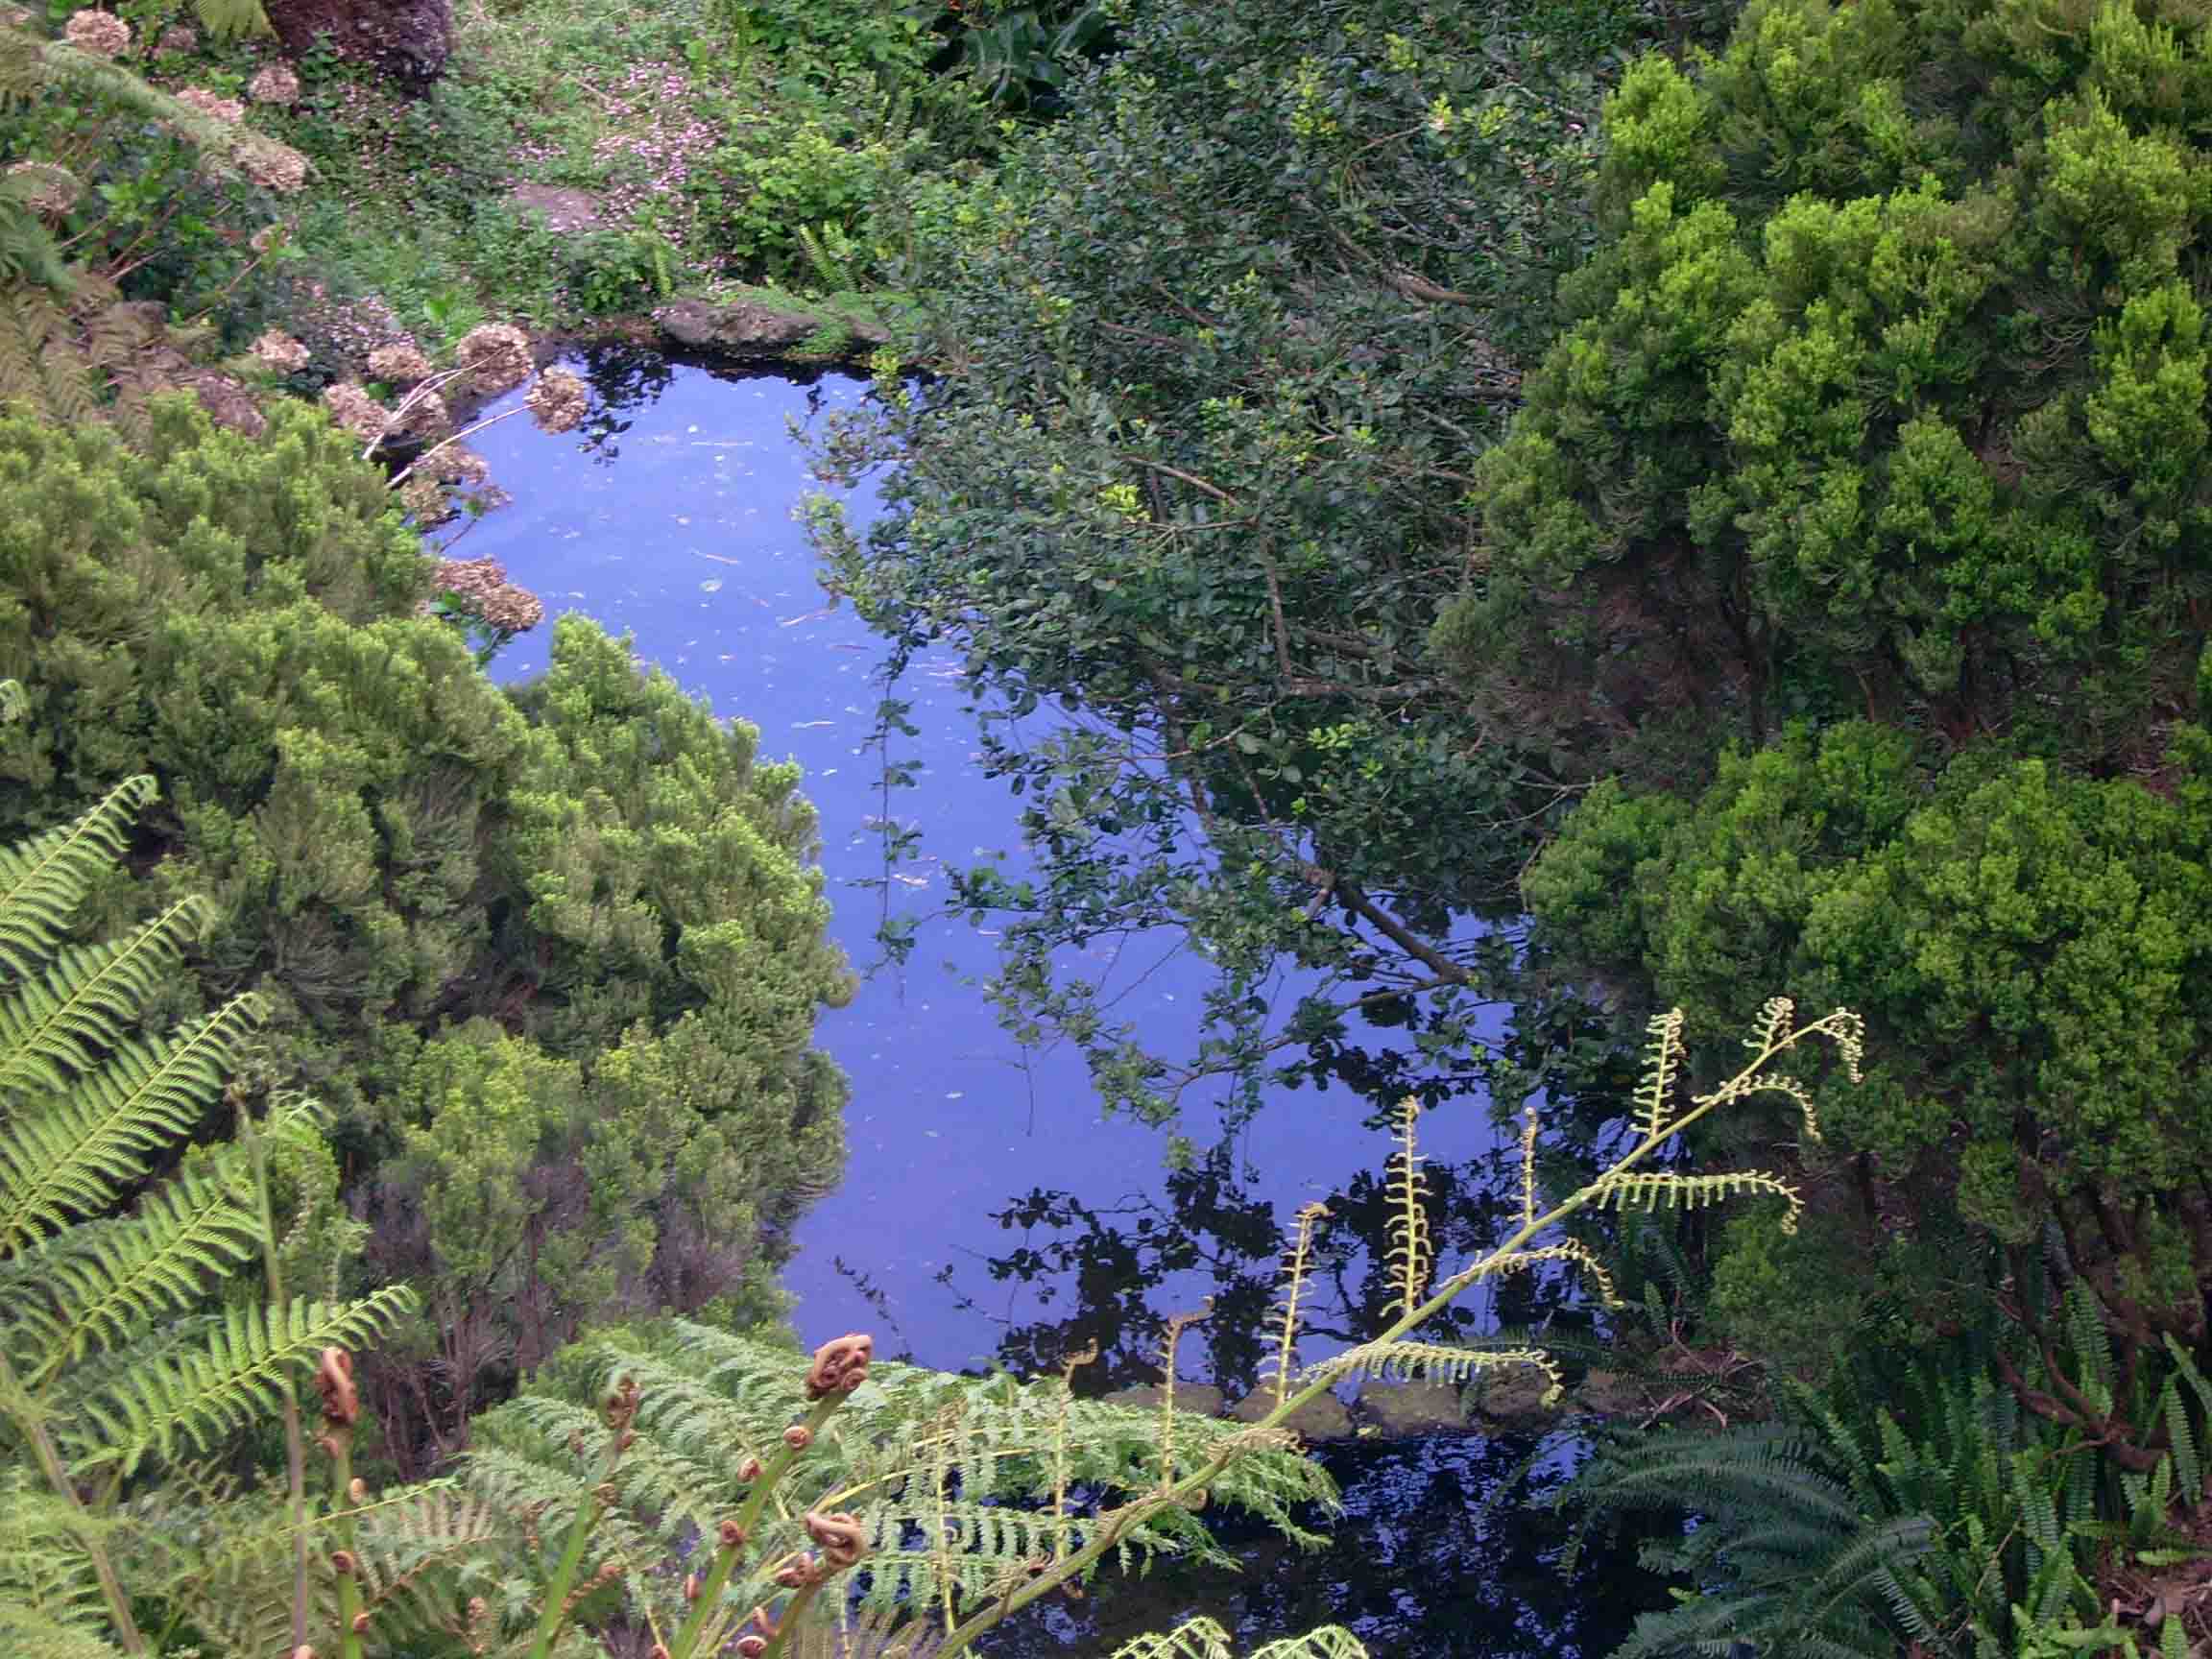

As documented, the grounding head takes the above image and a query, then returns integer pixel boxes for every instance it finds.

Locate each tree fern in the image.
[0,778,415,1653]
[462,1319,1335,1653]
[75,1286,416,1476]
[132,1000,1872,1659]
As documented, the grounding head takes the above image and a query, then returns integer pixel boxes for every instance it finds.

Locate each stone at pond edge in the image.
[1356,1378,1469,1436]
[1228,1387,1354,1442]
[657,298,890,357]
[266,0,452,83]
[1101,1382,1227,1419]
[1470,1366,1555,1422]
[1572,1368,1645,1416]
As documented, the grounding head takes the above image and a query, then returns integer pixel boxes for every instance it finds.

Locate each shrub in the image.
[0,397,853,1458]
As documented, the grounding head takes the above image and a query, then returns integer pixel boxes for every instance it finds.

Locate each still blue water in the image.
[451,355,1429,1368]
[441,353,1668,1655]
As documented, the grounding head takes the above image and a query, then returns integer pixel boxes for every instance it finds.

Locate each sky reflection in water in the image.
[455,355,1422,1371]
[443,354,1670,1657]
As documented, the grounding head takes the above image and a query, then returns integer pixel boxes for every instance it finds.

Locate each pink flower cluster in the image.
[177,85,246,125]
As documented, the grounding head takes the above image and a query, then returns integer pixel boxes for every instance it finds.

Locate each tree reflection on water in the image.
[950,1146,1674,1656]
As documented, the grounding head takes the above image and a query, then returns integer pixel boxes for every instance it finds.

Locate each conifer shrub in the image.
[1436,0,2212,780]
[0,395,853,1456]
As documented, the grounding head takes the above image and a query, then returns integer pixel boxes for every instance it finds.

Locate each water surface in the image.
[444,351,1671,1655]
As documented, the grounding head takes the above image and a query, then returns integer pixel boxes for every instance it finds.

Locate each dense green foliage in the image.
[1572,1295,2212,1657]
[1435,0,2212,779]
[0,397,852,1455]
[19,0,2212,1645]
[806,0,2212,1644]
[1529,723,2212,1346]
[812,0,1666,1127]
[1484,0,2212,1382]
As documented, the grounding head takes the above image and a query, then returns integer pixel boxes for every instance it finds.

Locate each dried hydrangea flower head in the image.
[454,322,532,395]
[526,366,589,435]
[5,161,79,216]
[176,86,245,124]
[62,8,130,57]
[156,23,197,53]
[248,61,300,104]
[251,328,310,373]
[398,475,450,526]
[439,446,491,486]
[239,138,309,193]
[367,340,433,386]
[397,388,451,439]
[433,557,545,635]
[320,381,389,443]
[482,584,545,633]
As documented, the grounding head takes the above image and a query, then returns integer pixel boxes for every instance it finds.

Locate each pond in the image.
[444,348,1671,1655]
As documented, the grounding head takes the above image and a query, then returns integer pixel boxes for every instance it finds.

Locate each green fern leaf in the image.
[0,993,265,1250]
[0,898,211,1098]
[0,776,156,987]
[73,1284,417,1476]
[11,1160,261,1381]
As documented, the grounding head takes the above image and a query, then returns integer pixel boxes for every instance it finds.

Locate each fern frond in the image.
[1301,1340,1561,1404]
[1384,1095,1430,1315]
[473,1319,1337,1642]
[796,223,858,293]
[1634,1007,1685,1141]
[1482,1238,1622,1308]
[1107,1617,1369,1659]
[1247,1629,1370,1659]
[1108,1617,1238,1659]
[10,1160,261,1382]
[0,898,211,1099]
[0,776,156,987]
[0,1603,125,1659]
[1748,995,1794,1054]
[0,993,265,1250]
[188,0,276,38]
[0,1471,112,1644]
[1267,1202,1329,1407]
[1581,1168,1806,1235]
[72,1284,417,1475]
